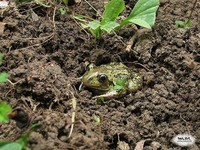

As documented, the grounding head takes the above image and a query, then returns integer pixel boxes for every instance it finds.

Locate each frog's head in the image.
[82,64,112,91]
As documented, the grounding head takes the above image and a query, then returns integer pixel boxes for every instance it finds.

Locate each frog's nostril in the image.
[88,77,93,81]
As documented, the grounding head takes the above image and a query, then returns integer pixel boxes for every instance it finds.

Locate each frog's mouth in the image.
[85,82,113,94]
[89,87,110,95]
[88,85,110,91]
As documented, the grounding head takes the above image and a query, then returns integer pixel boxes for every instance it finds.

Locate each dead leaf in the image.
[117,141,130,150]
[31,10,39,22]
[134,140,146,150]
[0,22,5,35]
[75,0,81,2]
[0,1,9,8]
[134,139,151,150]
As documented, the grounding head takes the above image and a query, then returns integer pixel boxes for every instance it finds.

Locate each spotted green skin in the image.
[82,62,142,98]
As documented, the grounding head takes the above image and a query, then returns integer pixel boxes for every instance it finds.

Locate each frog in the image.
[81,62,142,99]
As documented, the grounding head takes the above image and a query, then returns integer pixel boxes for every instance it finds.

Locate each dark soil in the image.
[0,0,200,149]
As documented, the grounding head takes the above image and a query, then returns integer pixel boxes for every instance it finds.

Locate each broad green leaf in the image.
[0,102,12,123]
[0,142,22,150]
[16,124,40,148]
[16,134,29,149]
[101,0,125,24]
[0,72,8,83]
[80,23,89,29]
[101,21,119,33]
[0,124,39,150]
[81,21,101,38]
[85,20,101,38]
[128,18,151,29]
[87,20,101,30]
[121,0,159,28]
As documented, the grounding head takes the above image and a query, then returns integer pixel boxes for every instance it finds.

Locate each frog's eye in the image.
[97,74,108,83]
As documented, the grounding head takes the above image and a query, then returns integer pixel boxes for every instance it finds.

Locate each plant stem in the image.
[187,0,197,21]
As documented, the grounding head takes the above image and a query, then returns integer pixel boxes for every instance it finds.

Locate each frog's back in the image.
[100,62,128,71]
[97,62,131,80]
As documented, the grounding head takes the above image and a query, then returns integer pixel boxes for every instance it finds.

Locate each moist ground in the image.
[0,0,199,150]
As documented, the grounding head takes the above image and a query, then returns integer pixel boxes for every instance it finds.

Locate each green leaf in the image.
[83,20,101,38]
[0,124,40,150]
[59,7,67,15]
[121,0,159,28]
[116,78,126,86]
[80,23,89,28]
[34,0,51,7]
[93,115,101,124]
[96,97,107,105]
[62,0,68,5]
[175,21,185,28]
[101,0,125,24]
[175,19,192,28]
[16,134,29,148]
[16,124,40,148]
[127,18,151,29]
[16,0,32,3]
[0,72,8,83]
[89,28,101,38]
[73,15,88,23]
[113,79,126,91]
[81,20,100,30]
[113,84,123,90]
[87,20,101,30]
[101,21,119,33]
[185,19,192,27]
[0,102,12,123]
[0,142,22,150]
